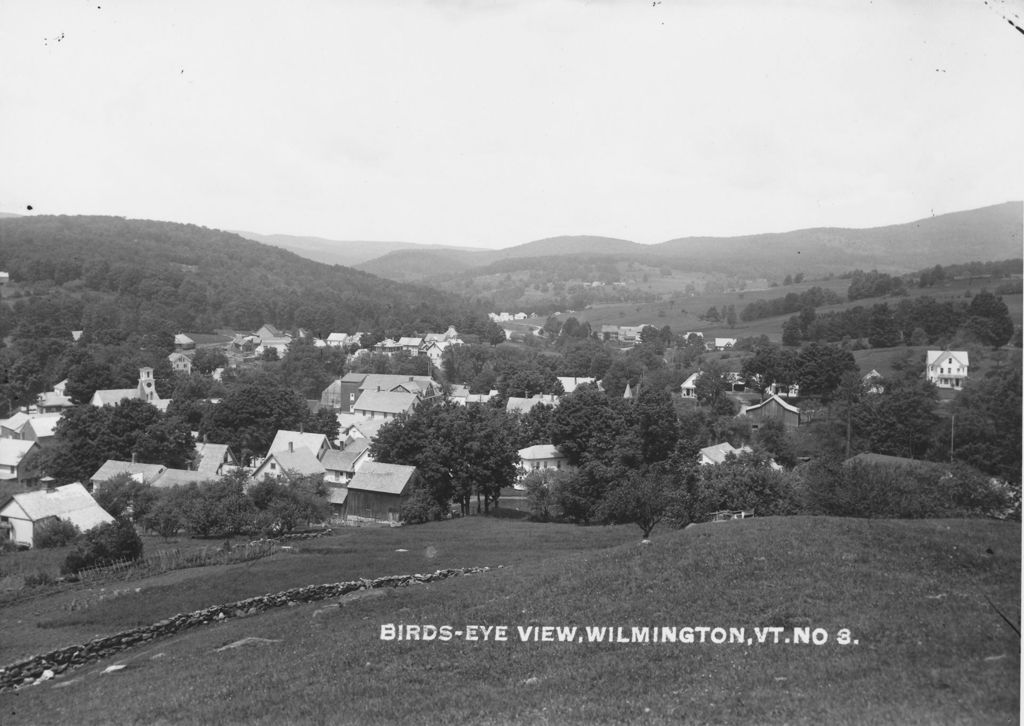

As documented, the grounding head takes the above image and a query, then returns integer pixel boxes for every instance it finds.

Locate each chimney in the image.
[41,476,56,492]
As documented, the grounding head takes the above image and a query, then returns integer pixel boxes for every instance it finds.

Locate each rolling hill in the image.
[0,215,490,338]
[232,231,482,269]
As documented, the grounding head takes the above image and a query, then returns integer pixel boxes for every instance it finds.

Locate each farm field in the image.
[6,516,1019,725]
[560,276,1022,344]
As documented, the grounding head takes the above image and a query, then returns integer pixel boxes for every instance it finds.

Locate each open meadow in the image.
[4,515,1018,725]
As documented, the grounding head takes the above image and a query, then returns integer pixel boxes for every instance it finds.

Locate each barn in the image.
[741,394,802,430]
[0,482,114,548]
[345,462,419,524]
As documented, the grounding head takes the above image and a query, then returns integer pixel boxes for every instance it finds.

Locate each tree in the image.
[725,305,737,329]
[200,381,310,463]
[692,362,735,416]
[867,304,901,348]
[42,400,195,483]
[62,518,143,574]
[549,386,626,467]
[964,291,1014,348]
[781,316,802,347]
[600,463,691,538]
[795,342,857,402]
[633,386,679,465]
[192,347,228,375]
[93,473,160,523]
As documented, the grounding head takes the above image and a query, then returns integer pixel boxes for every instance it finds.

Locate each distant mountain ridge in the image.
[232,231,482,268]
[353,201,1022,282]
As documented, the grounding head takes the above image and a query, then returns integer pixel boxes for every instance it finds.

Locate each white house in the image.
[680,372,700,398]
[267,430,332,460]
[0,483,114,548]
[925,350,969,389]
[557,377,597,395]
[517,444,572,484]
[321,440,371,486]
[0,439,38,485]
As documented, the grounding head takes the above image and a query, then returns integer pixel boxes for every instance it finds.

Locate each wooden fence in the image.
[74,539,280,583]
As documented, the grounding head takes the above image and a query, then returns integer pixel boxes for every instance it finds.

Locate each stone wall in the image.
[0,565,492,692]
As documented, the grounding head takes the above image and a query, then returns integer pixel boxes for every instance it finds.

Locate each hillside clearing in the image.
[7,516,1018,725]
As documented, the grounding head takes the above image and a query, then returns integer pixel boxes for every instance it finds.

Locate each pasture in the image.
[6,516,1019,725]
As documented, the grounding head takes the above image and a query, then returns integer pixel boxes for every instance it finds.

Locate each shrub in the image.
[691,455,801,522]
[33,517,81,548]
[62,518,143,574]
[400,485,446,525]
[801,459,1018,519]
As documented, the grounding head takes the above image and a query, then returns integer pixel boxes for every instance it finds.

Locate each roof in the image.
[151,468,219,489]
[90,460,167,484]
[37,391,73,409]
[347,462,417,495]
[260,447,326,477]
[0,411,32,434]
[0,483,114,530]
[744,394,800,415]
[699,442,752,465]
[557,377,596,394]
[926,350,969,367]
[397,336,423,347]
[326,487,349,505]
[518,444,563,460]
[326,333,348,343]
[322,441,370,473]
[340,372,368,384]
[91,388,141,406]
[174,333,194,345]
[681,372,701,389]
[506,395,559,414]
[23,413,63,438]
[353,390,419,415]
[0,439,36,468]
[358,374,435,392]
[267,431,330,458]
[195,442,234,474]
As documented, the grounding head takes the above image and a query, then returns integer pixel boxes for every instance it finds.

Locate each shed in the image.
[0,483,114,548]
[345,462,418,524]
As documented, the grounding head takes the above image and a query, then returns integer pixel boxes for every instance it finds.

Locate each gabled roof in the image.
[358,374,435,392]
[195,442,234,474]
[256,446,326,478]
[518,444,563,460]
[326,333,349,343]
[744,394,800,415]
[557,377,596,394]
[174,333,194,345]
[0,483,114,530]
[0,411,32,434]
[23,413,63,438]
[347,462,416,495]
[926,350,969,367]
[151,468,219,489]
[397,336,423,347]
[506,394,559,414]
[267,430,331,458]
[699,442,752,465]
[321,441,371,473]
[353,390,419,415]
[90,460,167,484]
[0,439,36,468]
[681,372,701,389]
[91,389,141,406]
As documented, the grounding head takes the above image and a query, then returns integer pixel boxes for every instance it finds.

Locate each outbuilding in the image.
[345,462,418,524]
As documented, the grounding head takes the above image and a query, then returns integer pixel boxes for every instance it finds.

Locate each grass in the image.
[6,516,1019,724]
[1,515,633,661]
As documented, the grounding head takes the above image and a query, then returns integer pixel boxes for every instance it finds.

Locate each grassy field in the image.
[6,516,1018,725]
[562,276,1022,344]
[0,516,633,662]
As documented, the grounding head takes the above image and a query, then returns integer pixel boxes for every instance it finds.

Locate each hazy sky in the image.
[1,1,1021,248]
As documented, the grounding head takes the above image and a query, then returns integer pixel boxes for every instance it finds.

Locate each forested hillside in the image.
[0,216,489,337]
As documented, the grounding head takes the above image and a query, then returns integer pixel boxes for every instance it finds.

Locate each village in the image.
[0,305,1003,548]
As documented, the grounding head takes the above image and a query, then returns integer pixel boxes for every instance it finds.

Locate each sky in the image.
[1,0,1022,249]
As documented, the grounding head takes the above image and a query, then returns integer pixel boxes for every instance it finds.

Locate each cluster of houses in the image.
[0,331,976,546]
[368,326,464,368]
